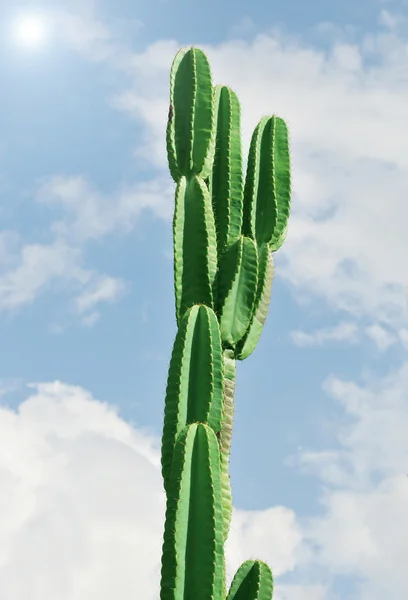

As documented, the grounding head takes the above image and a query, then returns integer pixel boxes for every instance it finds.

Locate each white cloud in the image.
[276,583,328,600]
[54,8,143,68]
[398,327,408,348]
[0,11,173,323]
[291,321,400,350]
[3,366,407,599]
[296,361,408,598]
[81,311,101,327]
[205,26,408,330]
[378,8,405,30]
[364,323,396,351]
[23,8,408,331]
[2,8,408,598]
[0,382,164,599]
[94,12,408,336]
[291,322,359,346]
[0,171,172,319]
[19,8,406,334]
[0,382,302,599]
[0,379,22,399]
[0,239,124,319]
[36,175,174,242]
[76,275,125,315]
[0,242,85,310]
[225,506,303,584]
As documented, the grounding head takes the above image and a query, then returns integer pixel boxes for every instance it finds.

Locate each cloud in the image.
[54,8,143,68]
[75,275,125,315]
[291,321,399,350]
[12,7,404,334]
[0,172,172,319]
[0,239,124,318]
[364,323,396,351]
[0,381,164,600]
[92,11,408,336]
[81,311,101,327]
[2,10,408,597]
[291,322,359,347]
[36,175,174,242]
[2,366,407,599]
[225,506,303,583]
[0,9,173,324]
[0,242,85,310]
[276,583,328,600]
[15,7,408,330]
[0,382,303,599]
[295,361,408,598]
[201,22,408,329]
[399,327,408,348]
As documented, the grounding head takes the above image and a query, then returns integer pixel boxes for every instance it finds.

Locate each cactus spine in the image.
[160,47,291,600]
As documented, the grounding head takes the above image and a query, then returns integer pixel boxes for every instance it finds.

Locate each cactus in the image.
[160,47,291,600]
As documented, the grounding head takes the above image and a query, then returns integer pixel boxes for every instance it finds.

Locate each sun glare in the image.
[13,14,49,48]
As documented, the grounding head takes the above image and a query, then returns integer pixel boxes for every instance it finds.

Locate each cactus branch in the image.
[160,46,292,600]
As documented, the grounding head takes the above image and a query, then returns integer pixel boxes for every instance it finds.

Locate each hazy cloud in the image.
[0,382,304,599]
[291,322,359,347]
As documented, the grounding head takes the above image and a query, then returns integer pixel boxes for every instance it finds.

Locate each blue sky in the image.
[0,1,407,599]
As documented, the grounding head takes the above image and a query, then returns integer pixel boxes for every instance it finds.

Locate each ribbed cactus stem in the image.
[160,46,291,600]
[219,348,236,540]
[227,560,274,600]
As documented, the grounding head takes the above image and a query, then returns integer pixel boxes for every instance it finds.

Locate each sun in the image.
[13,14,49,48]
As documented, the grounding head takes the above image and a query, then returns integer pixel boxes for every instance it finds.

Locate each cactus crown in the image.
[160,46,291,600]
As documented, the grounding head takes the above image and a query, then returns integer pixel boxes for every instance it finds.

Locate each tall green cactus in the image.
[160,47,291,600]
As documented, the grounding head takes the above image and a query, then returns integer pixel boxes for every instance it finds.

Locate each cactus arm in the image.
[219,348,235,539]
[166,48,188,182]
[270,222,288,253]
[161,45,292,600]
[268,118,291,253]
[168,47,215,179]
[172,176,186,321]
[160,423,225,600]
[243,116,284,247]
[236,245,274,360]
[173,175,218,324]
[209,85,244,255]
[215,236,258,347]
[227,560,273,600]
[161,305,224,490]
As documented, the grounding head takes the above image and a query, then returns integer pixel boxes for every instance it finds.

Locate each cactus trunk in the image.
[160,46,291,600]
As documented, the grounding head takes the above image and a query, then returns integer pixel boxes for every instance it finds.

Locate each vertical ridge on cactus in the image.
[226,560,274,600]
[209,85,244,254]
[173,175,218,324]
[236,244,275,360]
[216,236,259,347]
[160,46,291,600]
[167,47,215,179]
[161,304,224,490]
[160,423,225,600]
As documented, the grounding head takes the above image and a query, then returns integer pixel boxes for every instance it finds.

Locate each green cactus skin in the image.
[243,116,291,248]
[216,236,258,347]
[208,85,244,255]
[236,244,274,361]
[161,304,224,491]
[219,348,236,540]
[173,175,218,324]
[160,423,225,600]
[226,560,273,600]
[167,47,215,181]
[268,120,291,253]
[160,46,291,600]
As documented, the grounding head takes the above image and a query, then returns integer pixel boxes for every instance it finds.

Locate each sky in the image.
[0,0,407,598]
